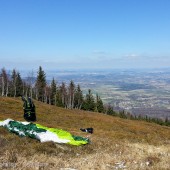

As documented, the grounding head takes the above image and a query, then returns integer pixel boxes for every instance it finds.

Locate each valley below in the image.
[47,68,170,119]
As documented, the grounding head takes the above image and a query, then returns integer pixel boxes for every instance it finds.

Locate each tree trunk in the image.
[1,77,4,96]
[5,81,9,97]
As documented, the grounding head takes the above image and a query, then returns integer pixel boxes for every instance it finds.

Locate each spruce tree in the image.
[35,66,46,102]
[50,78,57,105]
[82,89,95,111]
[107,104,116,116]
[96,94,104,113]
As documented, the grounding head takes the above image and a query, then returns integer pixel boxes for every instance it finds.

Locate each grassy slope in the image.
[0,97,169,170]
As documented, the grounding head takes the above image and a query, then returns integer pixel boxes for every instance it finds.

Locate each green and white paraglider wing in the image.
[0,119,89,146]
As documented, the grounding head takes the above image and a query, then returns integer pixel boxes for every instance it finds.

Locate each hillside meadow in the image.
[0,97,170,170]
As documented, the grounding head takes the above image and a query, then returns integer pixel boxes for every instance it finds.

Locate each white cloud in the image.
[124,54,140,60]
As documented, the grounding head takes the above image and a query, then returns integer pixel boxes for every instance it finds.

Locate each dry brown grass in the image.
[0,97,170,170]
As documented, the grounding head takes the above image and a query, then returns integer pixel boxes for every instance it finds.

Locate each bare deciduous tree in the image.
[1,68,9,97]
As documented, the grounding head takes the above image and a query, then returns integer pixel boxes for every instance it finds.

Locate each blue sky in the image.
[0,0,170,70]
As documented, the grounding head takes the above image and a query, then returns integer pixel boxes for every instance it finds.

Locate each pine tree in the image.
[82,89,95,111]
[107,104,116,116]
[35,66,46,102]
[50,78,57,105]
[96,94,104,113]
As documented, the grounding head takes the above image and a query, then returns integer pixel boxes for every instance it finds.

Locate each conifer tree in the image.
[82,89,95,111]
[35,66,46,102]
[107,104,116,116]
[96,94,104,113]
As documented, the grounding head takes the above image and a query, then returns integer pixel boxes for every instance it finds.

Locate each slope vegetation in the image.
[0,97,170,170]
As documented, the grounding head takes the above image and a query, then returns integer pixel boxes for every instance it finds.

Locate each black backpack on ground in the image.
[22,96,36,122]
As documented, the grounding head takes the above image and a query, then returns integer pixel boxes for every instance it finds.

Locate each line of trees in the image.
[0,68,23,97]
[105,105,170,126]
[0,66,104,112]
[0,66,169,126]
